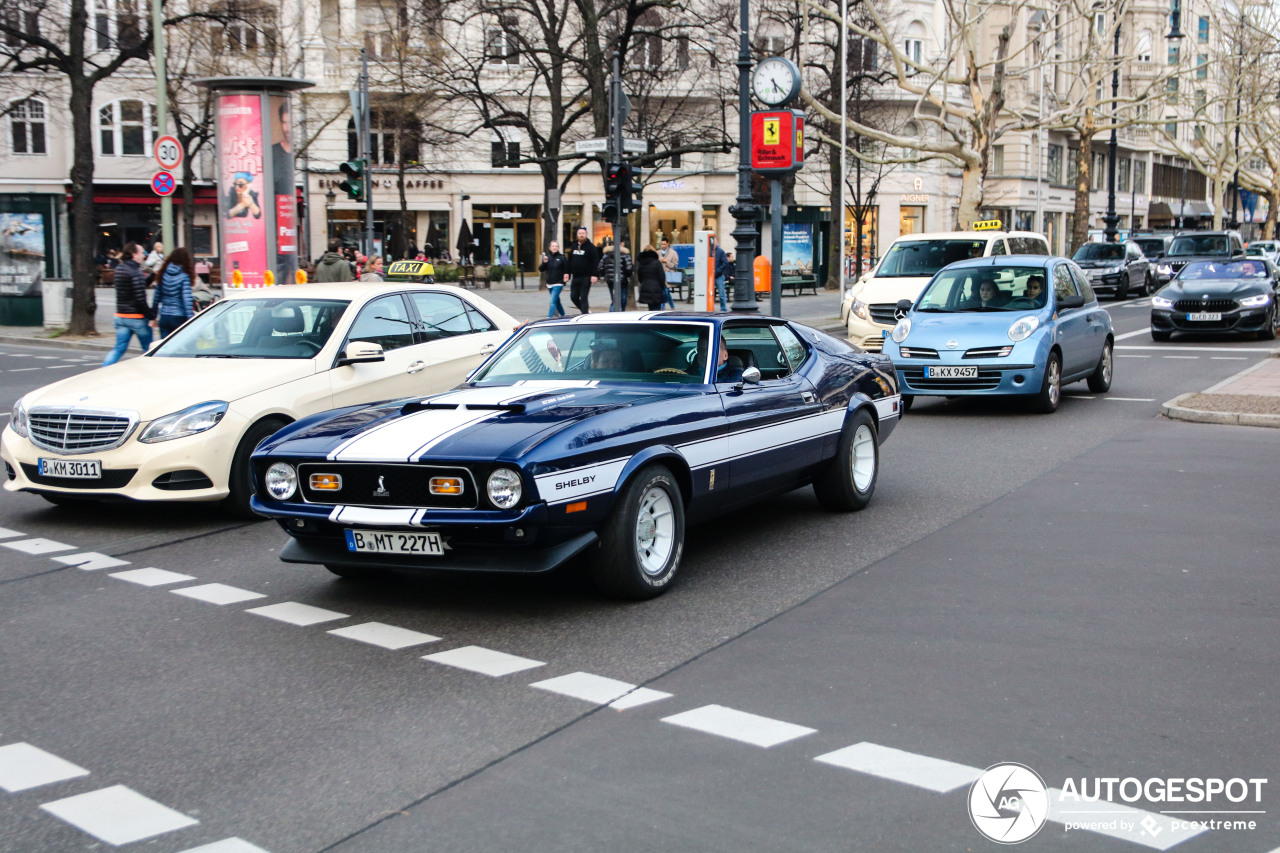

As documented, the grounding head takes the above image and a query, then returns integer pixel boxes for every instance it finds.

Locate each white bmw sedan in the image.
[3,283,517,515]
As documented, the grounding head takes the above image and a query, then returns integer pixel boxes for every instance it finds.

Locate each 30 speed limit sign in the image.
[154,135,184,171]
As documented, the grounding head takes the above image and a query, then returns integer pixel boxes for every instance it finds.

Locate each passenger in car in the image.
[590,347,624,370]
[1024,275,1046,306]
[715,337,744,383]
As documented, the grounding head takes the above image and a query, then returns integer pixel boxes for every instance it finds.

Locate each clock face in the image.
[753,58,797,106]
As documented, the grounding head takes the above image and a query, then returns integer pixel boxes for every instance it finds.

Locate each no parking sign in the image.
[151,171,176,197]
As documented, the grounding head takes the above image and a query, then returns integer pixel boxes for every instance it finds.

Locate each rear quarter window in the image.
[1009,236,1049,255]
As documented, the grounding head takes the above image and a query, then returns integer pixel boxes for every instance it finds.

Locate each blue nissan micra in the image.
[882,256,1114,413]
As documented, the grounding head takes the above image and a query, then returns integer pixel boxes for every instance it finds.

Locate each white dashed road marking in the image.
[0,743,89,792]
[529,672,671,709]
[171,584,266,606]
[110,568,196,587]
[423,646,546,677]
[609,688,673,710]
[1210,356,1248,360]
[0,527,23,539]
[2,538,73,555]
[246,602,348,627]
[813,742,981,793]
[1047,789,1208,850]
[1106,397,1157,402]
[662,704,817,748]
[9,367,39,372]
[1117,344,1276,352]
[1118,354,1151,358]
[40,784,198,845]
[51,552,131,570]
[32,355,57,360]
[327,622,440,649]
[1163,355,1199,359]
[177,839,273,853]
[1114,328,1153,341]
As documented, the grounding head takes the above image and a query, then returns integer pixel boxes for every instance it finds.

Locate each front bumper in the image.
[1,421,239,502]
[892,362,1044,396]
[1086,272,1127,295]
[1151,306,1271,335]
[847,313,891,352]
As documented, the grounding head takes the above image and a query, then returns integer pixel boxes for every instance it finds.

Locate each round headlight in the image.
[264,462,297,501]
[487,467,522,509]
[852,298,869,320]
[890,317,911,343]
[1008,315,1041,342]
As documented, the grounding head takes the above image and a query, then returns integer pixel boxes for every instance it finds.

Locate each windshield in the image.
[916,266,1049,313]
[472,323,711,384]
[1170,235,1229,256]
[1133,239,1166,256]
[1177,261,1270,280]
[152,298,350,359]
[876,239,987,278]
[1074,244,1125,261]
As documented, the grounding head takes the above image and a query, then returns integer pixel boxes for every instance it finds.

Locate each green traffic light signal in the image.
[339,159,365,201]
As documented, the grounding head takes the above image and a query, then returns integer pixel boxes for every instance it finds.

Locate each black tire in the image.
[1087,340,1113,393]
[813,409,879,512]
[223,417,288,519]
[1151,329,1172,342]
[591,465,684,599]
[1260,308,1277,341]
[901,394,914,413]
[1032,352,1062,414]
[1145,271,1155,295]
[1115,280,1128,301]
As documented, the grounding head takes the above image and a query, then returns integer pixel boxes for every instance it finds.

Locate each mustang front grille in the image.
[297,463,478,509]
[27,408,137,454]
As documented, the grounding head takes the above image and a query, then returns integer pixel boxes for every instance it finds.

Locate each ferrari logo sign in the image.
[751,110,805,174]
[763,119,781,146]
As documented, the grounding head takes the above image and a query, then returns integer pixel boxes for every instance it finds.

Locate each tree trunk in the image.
[1210,178,1222,230]
[956,161,983,230]
[1071,134,1094,255]
[67,73,99,335]
[1266,189,1279,240]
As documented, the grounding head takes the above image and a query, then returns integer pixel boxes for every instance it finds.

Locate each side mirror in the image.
[338,340,385,366]
[895,298,913,314]
[741,366,761,385]
[1059,294,1086,310]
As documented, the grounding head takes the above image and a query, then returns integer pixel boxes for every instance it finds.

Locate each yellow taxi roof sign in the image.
[972,219,1003,232]
[386,260,435,277]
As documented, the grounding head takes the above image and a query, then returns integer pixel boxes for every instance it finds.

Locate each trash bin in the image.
[41,280,72,328]
[0,294,43,326]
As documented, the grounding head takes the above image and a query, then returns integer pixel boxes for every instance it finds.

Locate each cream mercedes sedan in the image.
[2,283,517,515]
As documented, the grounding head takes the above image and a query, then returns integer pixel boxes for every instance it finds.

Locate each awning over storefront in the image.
[1150,200,1213,219]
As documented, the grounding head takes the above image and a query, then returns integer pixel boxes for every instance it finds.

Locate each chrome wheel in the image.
[1099,346,1111,385]
[634,485,676,576]
[1046,359,1061,407]
[850,424,876,491]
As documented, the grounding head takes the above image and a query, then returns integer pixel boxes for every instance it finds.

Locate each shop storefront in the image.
[844,206,879,277]
[92,184,220,259]
[0,193,65,294]
[472,204,541,269]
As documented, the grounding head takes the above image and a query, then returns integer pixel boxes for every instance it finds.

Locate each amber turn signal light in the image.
[309,473,342,491]
[430,477,464,495]
[565,500,587,513]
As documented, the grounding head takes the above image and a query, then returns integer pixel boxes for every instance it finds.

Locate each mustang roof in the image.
[528,311,786,327]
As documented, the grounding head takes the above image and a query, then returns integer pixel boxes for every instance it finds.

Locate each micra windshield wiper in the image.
[957,306,1002,312]
[194,353,251,358]
[914,307,947,312]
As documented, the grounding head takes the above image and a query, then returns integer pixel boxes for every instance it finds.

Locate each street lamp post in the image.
[727,0,759,312]
[1102,2,1124,243]
[325,188,335,243]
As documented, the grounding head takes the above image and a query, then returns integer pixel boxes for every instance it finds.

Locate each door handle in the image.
[406,360,426,374]
[480,344,496,354]
[801,391,816,403]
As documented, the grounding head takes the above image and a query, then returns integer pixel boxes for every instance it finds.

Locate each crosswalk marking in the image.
[246,602,348,626]
[177,839,272,853]
[171,584,266,605]
[530,672,670,708]
[328,622,440,649]
[51,552,130,570]
[40,784,198,846]
[0,743,89,792]
[662,704,816,748]
[110,568,195,587]
[0,527,23,539]
[813,742,981,793]
[2,538,73,555]
[422,645,546,677]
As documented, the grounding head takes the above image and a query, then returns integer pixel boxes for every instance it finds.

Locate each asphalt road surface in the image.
[0,300,1277,853]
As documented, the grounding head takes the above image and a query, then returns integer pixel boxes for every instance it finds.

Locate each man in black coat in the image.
[636,245,666,310]
[103,242,155,366]
[565,226,599,314]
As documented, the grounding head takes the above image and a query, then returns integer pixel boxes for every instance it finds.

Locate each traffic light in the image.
[338,159,365,201]
[602,199,620,223]
[622,165,643,213]
[604,161,625,201]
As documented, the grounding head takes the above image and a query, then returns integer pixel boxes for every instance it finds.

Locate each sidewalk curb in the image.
[0,333,112,352]
[1161,393,1280,429]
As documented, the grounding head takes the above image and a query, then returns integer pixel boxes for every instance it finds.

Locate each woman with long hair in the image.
[154,246,195,338]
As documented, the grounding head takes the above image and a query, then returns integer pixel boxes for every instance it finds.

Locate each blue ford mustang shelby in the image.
[882,256,1114,413]
[250,313,901,599]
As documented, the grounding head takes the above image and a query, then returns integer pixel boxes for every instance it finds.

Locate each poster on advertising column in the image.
[782,223,814,276]
[0,213,45,295]
[270,94,297,283]
[216,93,268,288]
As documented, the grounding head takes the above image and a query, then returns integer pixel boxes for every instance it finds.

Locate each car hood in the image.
[904,310,1045,345]
[1074,258,1126,269]
[264,381,698,462]
[20,357,317,420]
[1161,280,1269,299]
[853,275,934,305]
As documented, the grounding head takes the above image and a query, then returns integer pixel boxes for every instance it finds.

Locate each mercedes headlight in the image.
[139,401,229,443]
[9,397,28,438]
[1157,263,1173,276]
[852,298,869,320]
[1008,315,1041,342]
[487,467,523,509]
[1239,293,1271,308]
[890,317,911,343]
[1151,295,1174,309]
[264,462,297,501]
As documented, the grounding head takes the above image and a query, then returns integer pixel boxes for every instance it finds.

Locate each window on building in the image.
[347,111,422,165]
[362,3,407,59]
[98,99,154,156]
[630,8,662,69]
[9,98,46,155]
[1168,43,1179,65]
[485,19,520,65]
[1067,146,1078,185]
[1195,54,1207,79]
[3,1,41,46]
[904,37,922,64]
[675,20,690,70]
[1194,124,1205,143]
[218,2,278,54]
[491,138,519,168]
[1136,30,1152,62]
[991,145,1004,176]
[1091,151,1106,190]
[1166,76,1179,102]
[94,0,142,50]
[1118,157,1130,193]
[1164,118,1178,140]
[1094,12,1106,36]
[670,133,682,169]
[1197,15,1209,42]
[1194,89,1206,109]
[1134,161,1146,194]
[1047,144,1063,183]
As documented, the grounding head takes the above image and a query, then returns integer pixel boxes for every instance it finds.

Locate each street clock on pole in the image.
[752,56,802,107]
